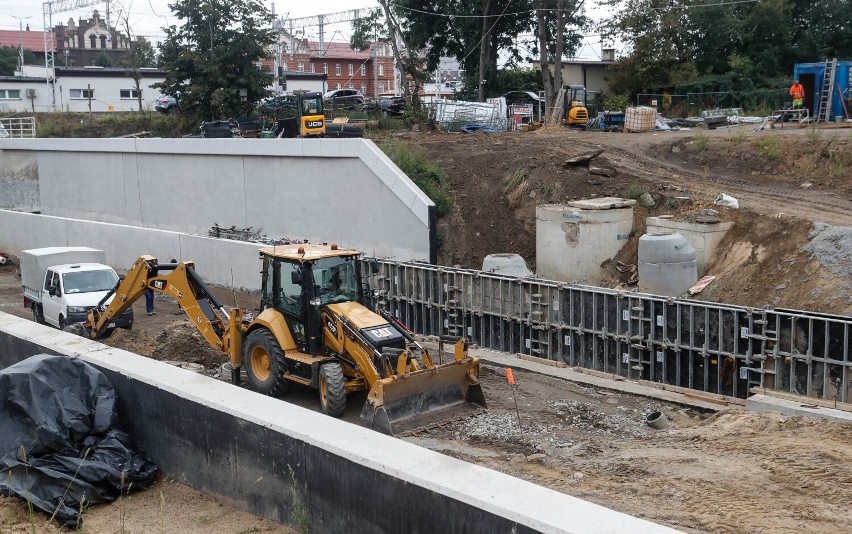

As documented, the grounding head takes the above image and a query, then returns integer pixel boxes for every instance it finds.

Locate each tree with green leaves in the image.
[157,0,275,120]
[115,2,159,111]
[0,46,35,76]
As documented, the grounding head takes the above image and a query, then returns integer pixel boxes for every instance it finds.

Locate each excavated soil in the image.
[386,125,852,314]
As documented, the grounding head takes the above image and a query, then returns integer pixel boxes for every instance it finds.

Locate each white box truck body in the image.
[21,247,134,330]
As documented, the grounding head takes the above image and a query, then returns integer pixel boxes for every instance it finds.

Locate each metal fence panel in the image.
[366,259,852,403]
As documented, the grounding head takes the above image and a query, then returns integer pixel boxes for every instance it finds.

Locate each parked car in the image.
[323,89,364,109]
[363,96,406,116]
[154,94,179,114]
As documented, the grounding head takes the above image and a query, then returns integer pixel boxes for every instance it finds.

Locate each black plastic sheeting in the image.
[0,355,157,527]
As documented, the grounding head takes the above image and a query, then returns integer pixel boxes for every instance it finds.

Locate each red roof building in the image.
[0,29,56,56]
[266,37,397,97]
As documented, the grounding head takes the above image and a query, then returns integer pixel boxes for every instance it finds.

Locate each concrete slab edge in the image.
[470,347,731,413]
[746,394,852,423]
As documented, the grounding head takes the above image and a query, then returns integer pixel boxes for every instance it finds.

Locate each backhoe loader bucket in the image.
[360,357,486,435]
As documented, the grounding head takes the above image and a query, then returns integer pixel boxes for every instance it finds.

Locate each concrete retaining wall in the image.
[0,312,680,534]
[0,138,436,263]
[0,210,262,290]
[0,149,39,210]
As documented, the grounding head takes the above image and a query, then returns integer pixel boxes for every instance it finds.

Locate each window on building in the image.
[89,35,96,49]
[100,35,107,49]
[360,64,365,76]
[119,89,141,99]
[348,83,354,90]
[336,82,341,90]
[378,64,384,76]
[323,63,328,74]
[282,61,288,71]
[70,88,94,99]
[0,89,21,99]
[297,62,304,72]
[361,84,367,95]
[310,63,315,73]
[348,64,354,76]
[335,64,341,76]
[378,83,385,93]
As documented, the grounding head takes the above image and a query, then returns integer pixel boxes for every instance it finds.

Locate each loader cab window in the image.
[300,94,323,115]
[312,256,360,306]
[263,259,303,318]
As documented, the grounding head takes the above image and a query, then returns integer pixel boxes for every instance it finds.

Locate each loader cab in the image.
[297,92,325,136]
[259,244,364,353]
[563,84,589,127]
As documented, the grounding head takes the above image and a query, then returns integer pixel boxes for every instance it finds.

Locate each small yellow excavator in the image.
[82,244,485,434]
[560,84,589,127]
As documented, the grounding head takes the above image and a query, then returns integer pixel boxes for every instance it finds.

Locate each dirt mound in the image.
[101,327,156,356]
[150,321,227,369]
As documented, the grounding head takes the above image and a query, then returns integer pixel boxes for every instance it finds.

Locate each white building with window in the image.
[0,65,166,113]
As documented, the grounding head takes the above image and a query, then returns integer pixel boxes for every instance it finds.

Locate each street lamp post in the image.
[10,16,32,73]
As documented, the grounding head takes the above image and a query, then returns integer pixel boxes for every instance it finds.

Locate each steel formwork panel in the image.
[367,260,852,402]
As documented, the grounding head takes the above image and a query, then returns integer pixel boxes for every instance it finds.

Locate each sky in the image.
[0,0,606,62]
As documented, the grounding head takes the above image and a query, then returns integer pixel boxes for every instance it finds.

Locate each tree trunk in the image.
[379,0,411,102]
[478,0,493,102]
[535,0,553,108]
[553,0,565,94]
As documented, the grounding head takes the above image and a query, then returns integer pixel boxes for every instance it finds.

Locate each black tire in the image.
[58,315,65,330]
[318,363,346,417]
[243,329,291,396]
[31,303,43,324]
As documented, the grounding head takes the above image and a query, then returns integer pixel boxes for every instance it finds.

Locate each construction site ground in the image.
[2,122,851,532]
[1,268,851,534]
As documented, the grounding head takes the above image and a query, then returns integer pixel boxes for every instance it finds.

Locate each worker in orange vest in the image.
[790,80,805,109]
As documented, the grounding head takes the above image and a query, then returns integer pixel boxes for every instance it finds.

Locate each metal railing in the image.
[0,116,36,138]
[365,260,852,403]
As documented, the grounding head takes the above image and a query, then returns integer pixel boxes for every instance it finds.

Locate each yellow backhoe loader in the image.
[82,245,485,434]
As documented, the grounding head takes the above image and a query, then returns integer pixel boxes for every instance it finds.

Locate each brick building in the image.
[268,36,397,97]
[53,10,131,67]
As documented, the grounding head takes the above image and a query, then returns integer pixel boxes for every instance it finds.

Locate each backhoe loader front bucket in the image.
[360,357,486,435]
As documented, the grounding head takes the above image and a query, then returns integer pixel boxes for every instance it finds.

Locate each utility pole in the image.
[11,16,32,72]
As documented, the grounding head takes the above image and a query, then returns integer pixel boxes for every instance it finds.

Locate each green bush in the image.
[380,140,454,216]
[622,181,646,200]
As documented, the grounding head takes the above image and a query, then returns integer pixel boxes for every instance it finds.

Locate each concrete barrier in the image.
[0,312,681,534]
[0,210,262,289]
[0,149,38,211]
[0,138,436,263]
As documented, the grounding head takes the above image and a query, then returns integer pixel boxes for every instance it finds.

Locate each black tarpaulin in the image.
[0,354,157,527]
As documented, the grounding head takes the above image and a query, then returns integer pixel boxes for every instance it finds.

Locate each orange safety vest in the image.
[790,83,804,99]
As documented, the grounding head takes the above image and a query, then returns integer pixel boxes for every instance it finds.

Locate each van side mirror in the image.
[291,270,303,285]
[371,260,380,275]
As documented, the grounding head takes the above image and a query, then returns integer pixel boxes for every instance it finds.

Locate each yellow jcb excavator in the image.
[82,244,485,434]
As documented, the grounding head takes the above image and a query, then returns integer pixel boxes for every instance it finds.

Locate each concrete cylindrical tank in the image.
[536,198,635,285]
[638,232,698,296]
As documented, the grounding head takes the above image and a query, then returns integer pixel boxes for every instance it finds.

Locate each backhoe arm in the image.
[85,255,243,360]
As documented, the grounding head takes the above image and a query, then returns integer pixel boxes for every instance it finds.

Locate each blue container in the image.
[793,60,852,120]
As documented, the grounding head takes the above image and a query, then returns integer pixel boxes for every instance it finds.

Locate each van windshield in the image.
[62,269,119,294]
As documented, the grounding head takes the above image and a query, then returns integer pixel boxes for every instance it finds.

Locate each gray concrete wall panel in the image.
[0,149,39,210]
[0,313,680,534]
[0,138,433,262]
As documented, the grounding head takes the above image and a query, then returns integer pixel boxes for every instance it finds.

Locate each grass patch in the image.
[753,135,782,160]
[805,125,822,144]
[380,139,454,216]
[693,132,708,152]
[509,167,528,189]
[32,111,185,138]
[542,183,557,198]
[728,129,747,146]
[622,181,646,200]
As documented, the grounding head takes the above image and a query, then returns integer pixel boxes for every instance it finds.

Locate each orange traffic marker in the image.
[506,367,515,385]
